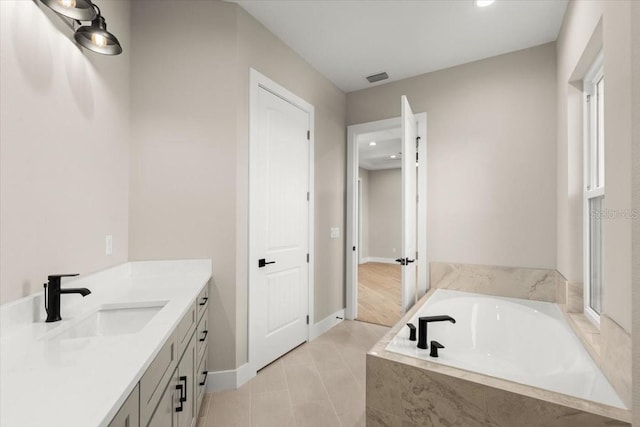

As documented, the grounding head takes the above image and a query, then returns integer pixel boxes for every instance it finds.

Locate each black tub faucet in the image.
[417,315,456,349]
[44,274,91,322]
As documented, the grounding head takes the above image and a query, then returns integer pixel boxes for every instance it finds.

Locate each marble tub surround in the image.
[557,281,632,408]
[566,281,584,313]
[0,259,212,427]
[600,315,632,408]
[555,273,567,305]
[367,290,632,425]
[430,262,559,302]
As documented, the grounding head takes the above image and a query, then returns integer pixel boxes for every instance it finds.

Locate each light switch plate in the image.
[330,227,340,239]
[105,235,113,256]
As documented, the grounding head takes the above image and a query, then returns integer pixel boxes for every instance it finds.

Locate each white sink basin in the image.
[49,301,168,340]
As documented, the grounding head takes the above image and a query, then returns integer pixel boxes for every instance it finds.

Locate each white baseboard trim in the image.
[206,363,255,392]
[310,308,345,340]
[364,257,397,264]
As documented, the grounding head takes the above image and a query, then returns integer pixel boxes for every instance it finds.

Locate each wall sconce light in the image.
[39,0,122,56]
[40,0,97,21]
[74,4,122,55]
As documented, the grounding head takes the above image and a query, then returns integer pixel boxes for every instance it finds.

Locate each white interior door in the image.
[401,96,418,312]
[251,86,310,371]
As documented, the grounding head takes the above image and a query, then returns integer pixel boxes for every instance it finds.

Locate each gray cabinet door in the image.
[148,370,179,427]
[177,336,196,427]
[108,385,140,427]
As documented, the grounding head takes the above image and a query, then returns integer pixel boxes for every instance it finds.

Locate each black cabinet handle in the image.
[258,258,276,268]
[175,384,184,412]
[179,376,187,402]
[199,297,208,306]
[200,330,208,342]
[199,370,208,386]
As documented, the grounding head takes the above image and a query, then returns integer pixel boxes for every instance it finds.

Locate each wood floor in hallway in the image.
[356,262,402,327]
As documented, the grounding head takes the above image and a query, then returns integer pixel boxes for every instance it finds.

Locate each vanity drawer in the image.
[196,313,208,362]
[196,284,209,320]
[177,302,197,356]
[140,331,178,427]
[196,351,208,417]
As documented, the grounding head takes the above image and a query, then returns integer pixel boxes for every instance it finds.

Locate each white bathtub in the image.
[385,289,626,409]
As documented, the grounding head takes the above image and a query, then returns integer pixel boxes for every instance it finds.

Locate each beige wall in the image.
[368,169,402,260]
[129,1,239,370]
[0,1,130,303]
[358,168,370,261]
[556,0,633,332]
[630,1,639,424]
[129,1,346,371]
[348,43,558,272]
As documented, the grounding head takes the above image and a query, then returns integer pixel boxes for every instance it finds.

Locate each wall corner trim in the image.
[310,308,345,341]
[205,363,255,392]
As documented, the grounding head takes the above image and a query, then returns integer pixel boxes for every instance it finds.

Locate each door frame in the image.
[248,68,315,373]
[345,113,427,320]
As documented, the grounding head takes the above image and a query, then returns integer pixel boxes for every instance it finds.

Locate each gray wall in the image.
[368,169,402,260]
[129,1,346,371]
[348,43,558,272]
[0,1,131,303]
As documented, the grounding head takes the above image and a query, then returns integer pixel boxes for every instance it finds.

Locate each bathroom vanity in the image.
[0,260,211,427]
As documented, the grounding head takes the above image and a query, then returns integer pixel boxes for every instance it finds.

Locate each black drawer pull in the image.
[175,384,184,412]
[199,297,208,306]
[199,330,208,342]
[179,376,187,402]
[199,370,208,386]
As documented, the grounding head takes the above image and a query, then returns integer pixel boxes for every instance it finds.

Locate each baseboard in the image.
[310,308,345,340]
[366,257,397,264]
[205,362,255,392]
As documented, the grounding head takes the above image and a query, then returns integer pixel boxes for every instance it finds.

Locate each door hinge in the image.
[306,253,310,263]
[307,130,310,140]
[307,191,310,201]
[586,94,591,102]
[306,315,309,324]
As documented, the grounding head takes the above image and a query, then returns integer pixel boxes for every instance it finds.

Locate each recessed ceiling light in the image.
[475,0,495,7]
[369,141,376,146]
[390,155,397,159]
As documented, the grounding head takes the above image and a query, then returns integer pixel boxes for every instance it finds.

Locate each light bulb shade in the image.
[74,15,122,55]
[40,0,97,21]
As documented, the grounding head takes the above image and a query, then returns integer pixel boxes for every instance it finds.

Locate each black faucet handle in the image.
[429,341,445,358]
[406,323,417,341]
[48,274,79,281]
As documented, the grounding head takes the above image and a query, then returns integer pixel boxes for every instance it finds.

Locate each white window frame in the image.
[583,52,604,327]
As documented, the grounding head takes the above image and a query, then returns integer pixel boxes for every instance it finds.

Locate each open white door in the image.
[400,96,418,312]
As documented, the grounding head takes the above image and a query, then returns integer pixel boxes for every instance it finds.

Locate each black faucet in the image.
[44,274,91,322]
[417,315,456,349]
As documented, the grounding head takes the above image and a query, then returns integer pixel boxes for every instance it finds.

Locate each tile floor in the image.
[197,320,389,427]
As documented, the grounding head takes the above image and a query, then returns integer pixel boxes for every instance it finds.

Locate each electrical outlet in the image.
[105,235,113,256]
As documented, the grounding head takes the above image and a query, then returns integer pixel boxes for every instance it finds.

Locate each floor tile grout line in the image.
[309,327,355,427]
[279,357,298,426]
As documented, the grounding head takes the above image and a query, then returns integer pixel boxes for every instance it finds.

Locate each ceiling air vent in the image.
[365,72,389,84]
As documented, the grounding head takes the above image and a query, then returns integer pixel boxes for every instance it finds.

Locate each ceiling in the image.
[232,0,568,93]
[358,128,401,171]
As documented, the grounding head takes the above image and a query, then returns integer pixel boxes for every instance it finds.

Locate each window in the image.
[583,53,604,325]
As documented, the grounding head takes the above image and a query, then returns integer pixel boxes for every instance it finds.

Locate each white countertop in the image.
[0,260,212,427]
